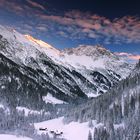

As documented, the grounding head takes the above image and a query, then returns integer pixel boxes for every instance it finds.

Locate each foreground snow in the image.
[34,117,96,140]
[0,134,33,140]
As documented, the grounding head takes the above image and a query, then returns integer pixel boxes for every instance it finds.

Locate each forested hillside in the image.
[64,60,140,140]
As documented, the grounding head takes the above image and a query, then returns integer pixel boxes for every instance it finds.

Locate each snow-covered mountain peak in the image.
[63,44,115,58]
[59,44,133,80]
[0,24,134,98]
[24,35,59,53]
[0,24,62,66]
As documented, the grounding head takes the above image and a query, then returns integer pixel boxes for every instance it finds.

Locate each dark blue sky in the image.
[46,0,140,18]
[0,0,140,55]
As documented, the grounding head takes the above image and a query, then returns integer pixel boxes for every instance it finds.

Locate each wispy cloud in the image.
[129,55,140,60]
[0,0,45,16]
[0,0,24,15]
[26,0,46,11]
[0,1,139,46]
[37,10,140,44]
[38,13,102,30]
[116,52,140,60]
[36,26,47,32]
[0,0,48,35]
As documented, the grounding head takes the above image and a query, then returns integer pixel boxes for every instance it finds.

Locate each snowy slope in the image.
[61,45,133,79]
[0,134,33,140]
[24,34,61,60]
[58,45,133,96]
[25,32,133,80]
[0,25,60,66]
[0,24,133,79]
[63,65,140,140]
[0,24,134,101]
[34,116,126,140]
[0,25,87,102]
[42,93,67,104]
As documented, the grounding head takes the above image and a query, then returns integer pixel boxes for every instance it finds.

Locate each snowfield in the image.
[34,117,124,140]
[34,117,97,140]
[0,134,33,140]
[42,93,67,104]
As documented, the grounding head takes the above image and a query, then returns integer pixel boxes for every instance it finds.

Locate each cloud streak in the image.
[0,0,45,16]
[26,0,46,11]
[0,0,24,15]
[116,52,140,60]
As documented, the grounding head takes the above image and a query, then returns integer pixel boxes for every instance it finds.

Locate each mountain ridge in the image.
[0,24,134,102]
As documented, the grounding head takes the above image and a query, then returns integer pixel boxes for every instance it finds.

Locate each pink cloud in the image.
[37,10,140,43]
[116,52,140,60]
[116,52,130,56]
[0,0,45,16]
[40,15,74,25]
[129,55,140,60]
[26,0,45,11]
[76,20,101,30]
[35,10,140,44]
[1,1,139,45]
[0,0,24,15]
[38,13,102,30]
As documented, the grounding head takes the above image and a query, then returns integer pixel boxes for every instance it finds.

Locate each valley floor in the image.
[34,117,98,140]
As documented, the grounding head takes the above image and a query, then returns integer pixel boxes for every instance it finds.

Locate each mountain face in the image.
[62,45,132,79]
[63,45,113,57]
[64,60,140,140]
[0,25,133,106]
